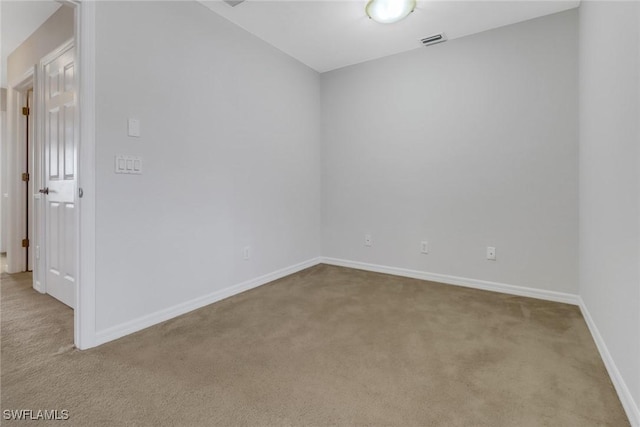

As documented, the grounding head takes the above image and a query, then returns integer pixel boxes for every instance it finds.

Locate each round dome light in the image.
[366,0,417,24]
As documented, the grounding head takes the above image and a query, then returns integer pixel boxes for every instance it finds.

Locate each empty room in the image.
[1,0,638,425]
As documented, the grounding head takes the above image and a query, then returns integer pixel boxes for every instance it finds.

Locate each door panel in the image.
[64,104,75,177]
[43,44,76,308]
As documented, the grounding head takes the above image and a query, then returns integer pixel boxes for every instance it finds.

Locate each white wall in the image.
[579,1,640,421]
[94,1,321,331]
[321,10,579,294]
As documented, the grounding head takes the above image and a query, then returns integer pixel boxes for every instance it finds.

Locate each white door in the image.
[42,42,76,308]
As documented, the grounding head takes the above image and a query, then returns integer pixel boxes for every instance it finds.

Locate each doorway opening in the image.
[3,0,95,350]
[3,1,81,348]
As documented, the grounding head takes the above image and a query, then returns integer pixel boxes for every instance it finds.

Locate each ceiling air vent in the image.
[420,33,447,47]
[223,0,246,7]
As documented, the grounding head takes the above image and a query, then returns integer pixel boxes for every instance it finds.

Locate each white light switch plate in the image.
[115,155,143,174]
[127,118,141,137]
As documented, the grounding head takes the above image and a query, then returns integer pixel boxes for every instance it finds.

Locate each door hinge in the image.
[21,172,29,182]
[22,239,29,248]
[22,107,30,116]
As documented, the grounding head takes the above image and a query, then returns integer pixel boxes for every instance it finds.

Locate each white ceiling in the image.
[0,1,580,86]
[200,0,580,73]
[1,0,61,87]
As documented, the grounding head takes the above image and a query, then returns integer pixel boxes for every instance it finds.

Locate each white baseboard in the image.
[579,298,640,427]
[321,257,580,305]
[33,279,44,294]
[94,257,322,346]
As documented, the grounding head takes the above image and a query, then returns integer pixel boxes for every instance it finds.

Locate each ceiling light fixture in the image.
[366,0,417,24]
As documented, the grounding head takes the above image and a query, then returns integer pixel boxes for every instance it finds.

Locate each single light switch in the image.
[115,156,126,173]
[127,118,141,137]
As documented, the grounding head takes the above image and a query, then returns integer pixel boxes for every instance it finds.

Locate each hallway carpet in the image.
[1,265,629,426]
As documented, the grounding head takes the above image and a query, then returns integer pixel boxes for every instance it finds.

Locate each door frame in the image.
[72,0,97,350]
[6,70,35,279]
[5,0,97,350]
[10,73,41,288]
[25,88,34,273]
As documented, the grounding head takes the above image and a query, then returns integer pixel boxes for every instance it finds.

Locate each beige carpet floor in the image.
[1,264,629,426]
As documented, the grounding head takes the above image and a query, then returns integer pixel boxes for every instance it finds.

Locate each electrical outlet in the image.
[420,241,428,254]
[243,246,250,260]
[364,234,373,247]
[486,246,496,261]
